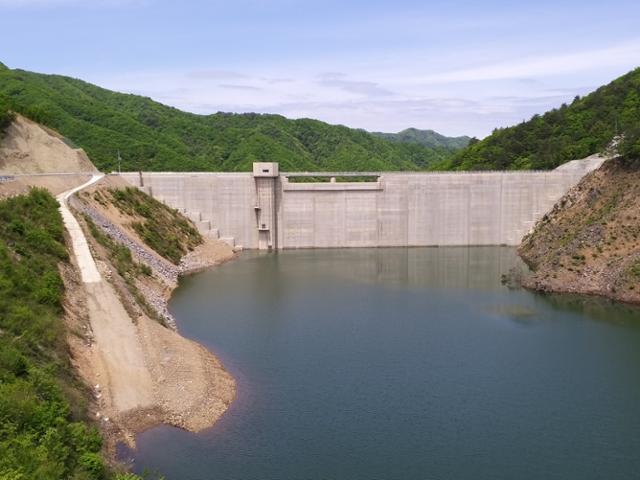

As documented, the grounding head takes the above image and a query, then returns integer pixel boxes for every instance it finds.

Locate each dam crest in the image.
[120,156,604,250]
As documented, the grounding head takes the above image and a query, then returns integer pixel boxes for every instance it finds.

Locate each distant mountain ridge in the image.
[372,128,471,150]
[4,62,638,173]
[0,64,458,172]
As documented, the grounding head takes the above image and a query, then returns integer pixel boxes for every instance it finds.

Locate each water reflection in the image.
[239,246,524,291]
[539,292,640,327]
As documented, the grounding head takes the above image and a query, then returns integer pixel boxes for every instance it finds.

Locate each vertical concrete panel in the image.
[282,192,315,248]
[439,174,469,246]
[345,192,378,247]
[377,176,408,246]
[313,191,347,248]
[469,174,502,245]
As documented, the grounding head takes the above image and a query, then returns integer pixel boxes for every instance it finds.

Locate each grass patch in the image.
[629,260,640,279]
[106,187,202,264]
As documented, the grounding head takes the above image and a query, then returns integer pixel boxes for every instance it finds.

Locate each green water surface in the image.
[128,247,640,479]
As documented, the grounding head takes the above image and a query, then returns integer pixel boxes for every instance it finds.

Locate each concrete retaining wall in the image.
[119,156,604,249]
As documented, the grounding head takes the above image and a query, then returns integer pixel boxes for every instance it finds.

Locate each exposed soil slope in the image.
[519,158,640,304]
[0,114,95,173]
[0,114,95,199]
[64,175,236,448]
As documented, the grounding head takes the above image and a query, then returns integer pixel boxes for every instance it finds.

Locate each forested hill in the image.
[372,128,470,150]
[0,70,13,135]
[0,64,459,172]
[439,67,640,171]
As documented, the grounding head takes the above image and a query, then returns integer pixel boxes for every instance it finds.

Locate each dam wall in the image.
[119,157,604,250]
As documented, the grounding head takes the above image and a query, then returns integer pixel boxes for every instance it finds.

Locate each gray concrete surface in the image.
[119,156,605,250]
[57,173,104,282]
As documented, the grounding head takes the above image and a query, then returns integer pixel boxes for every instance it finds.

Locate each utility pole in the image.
[117,150,122,174]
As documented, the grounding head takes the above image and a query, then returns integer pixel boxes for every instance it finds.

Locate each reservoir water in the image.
[128,247,640,479]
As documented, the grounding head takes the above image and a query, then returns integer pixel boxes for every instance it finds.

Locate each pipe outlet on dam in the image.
[119,156,605,250]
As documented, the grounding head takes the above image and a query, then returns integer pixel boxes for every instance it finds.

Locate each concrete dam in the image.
[120,157,604,250]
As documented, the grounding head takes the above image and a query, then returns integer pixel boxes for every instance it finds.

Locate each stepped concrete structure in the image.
[119,156,604,250]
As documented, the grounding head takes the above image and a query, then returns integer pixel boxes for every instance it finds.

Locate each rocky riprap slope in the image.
[518,158,640,304]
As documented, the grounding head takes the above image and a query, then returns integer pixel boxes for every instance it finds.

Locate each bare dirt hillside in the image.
[65,175,236,449]
[519,158,640,304]
[0,114,96,174]
[0,114,96,199]
[0,173,91,199]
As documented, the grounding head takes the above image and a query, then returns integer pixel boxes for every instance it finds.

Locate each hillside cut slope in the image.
[0,114,98,199]
[0,114,96,174]
[519,157,640,304]
[0,63,457,172]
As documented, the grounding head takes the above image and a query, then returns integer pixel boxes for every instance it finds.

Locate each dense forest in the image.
[0,63,459,172]
[0,189,140,480]
[2,62,639,173]
[439,67,640,170]
[372,128,470,150]
[0,93,13,136]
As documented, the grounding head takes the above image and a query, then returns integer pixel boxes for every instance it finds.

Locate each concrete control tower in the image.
[253,162,279,250]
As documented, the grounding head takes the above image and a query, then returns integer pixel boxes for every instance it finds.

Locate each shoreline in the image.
[67,237,240,456]
[520,276,640,308]
[59,178,240,459]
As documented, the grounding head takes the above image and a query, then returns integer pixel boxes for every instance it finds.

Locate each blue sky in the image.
[1,0,640,137]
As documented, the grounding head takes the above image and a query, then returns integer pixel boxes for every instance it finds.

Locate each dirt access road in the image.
[58,174,235,445]
[58,175,156,413]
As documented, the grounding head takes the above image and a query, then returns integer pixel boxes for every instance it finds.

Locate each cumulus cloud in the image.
[317,77,393,97]
[80,37,640,138]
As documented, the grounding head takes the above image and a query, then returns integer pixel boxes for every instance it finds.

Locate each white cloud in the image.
[317,77,393,97]
[219,84,263,92]
[81,39,640,137]
[187,70,248,80]
[397,40,640,85]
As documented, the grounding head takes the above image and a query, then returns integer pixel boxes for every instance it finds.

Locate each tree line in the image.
[438,67,640,170]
